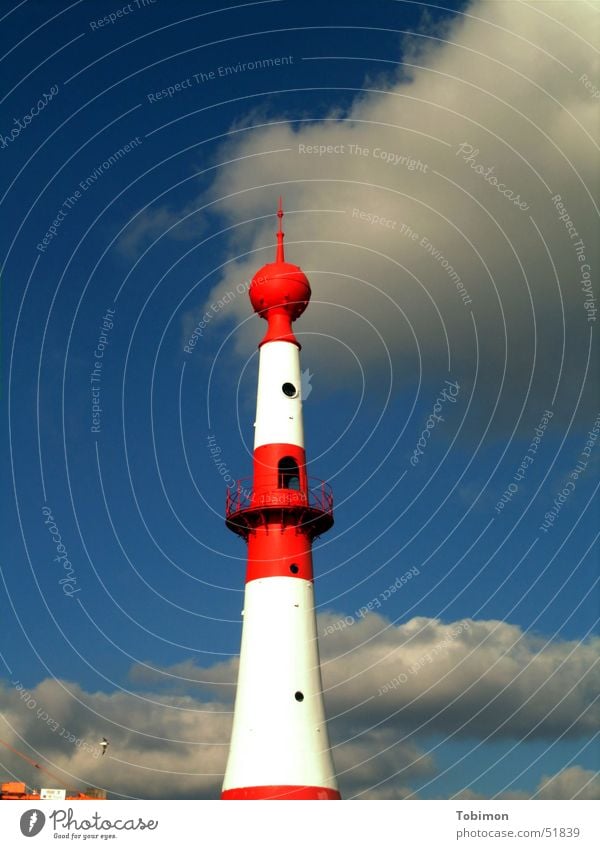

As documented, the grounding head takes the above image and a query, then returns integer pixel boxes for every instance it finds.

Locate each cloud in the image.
[132,612,597,797]
[535,765,600,800]
[132,613,599,744]
[332,728,434,799]
[118,207,177,259]
[319,613,599,741]
[1,613,596,798]
[455,766,600,800]
[117,202,208,259]
[0,677,231,799]
[0,675,425,800]
[168,0,598,436]
[128,656,239,700]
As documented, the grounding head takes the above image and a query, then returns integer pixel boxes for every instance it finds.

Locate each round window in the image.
[282,382,297,397]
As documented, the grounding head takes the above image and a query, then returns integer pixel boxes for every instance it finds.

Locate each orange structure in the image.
[0,739,105,800]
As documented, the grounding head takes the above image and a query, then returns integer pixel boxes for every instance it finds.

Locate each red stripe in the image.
[245,442,313,582]
[246,524,313,583]
[222,785,341,800]
[252,444,307,495]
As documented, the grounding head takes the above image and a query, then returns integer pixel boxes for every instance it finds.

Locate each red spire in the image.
[275,196,285,262]
[248,197,311,348]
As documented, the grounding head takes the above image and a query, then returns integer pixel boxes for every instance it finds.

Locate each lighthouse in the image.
[221,201,341,800]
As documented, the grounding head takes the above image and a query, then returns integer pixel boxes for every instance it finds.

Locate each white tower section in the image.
[254,340,304,450]
[222,577,338,794]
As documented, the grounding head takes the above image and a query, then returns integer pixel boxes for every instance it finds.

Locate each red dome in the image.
[249,260,311,320]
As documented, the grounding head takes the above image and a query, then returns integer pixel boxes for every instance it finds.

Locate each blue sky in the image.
[1,0,598,800]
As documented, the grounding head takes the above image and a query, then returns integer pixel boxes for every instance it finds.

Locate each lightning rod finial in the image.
[276,197,285,262]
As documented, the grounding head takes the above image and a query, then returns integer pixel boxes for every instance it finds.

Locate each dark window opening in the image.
[294,691,304,702]
[278,456,300,490]
[290,564,299,574]
[282,382,297,397]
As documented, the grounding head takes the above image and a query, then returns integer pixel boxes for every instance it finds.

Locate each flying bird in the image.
[100,737,109,757]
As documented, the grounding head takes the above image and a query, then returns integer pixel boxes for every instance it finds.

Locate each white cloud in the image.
[164,0,598,435]
[319,613,599,741]
[0,678,230,799]
[455,766,600,799]
[118,207,175,259]
[131,613,599,744]
[332,728,434,799]
[1,613,596,798]
[0,674,425,800]
[535,765,600,800]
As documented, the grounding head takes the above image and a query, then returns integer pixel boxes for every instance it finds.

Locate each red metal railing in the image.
[226,477,333,519]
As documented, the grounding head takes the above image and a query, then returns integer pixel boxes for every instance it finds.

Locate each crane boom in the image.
[0,737,69,788]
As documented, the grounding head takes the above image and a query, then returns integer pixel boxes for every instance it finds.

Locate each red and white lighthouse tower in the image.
[221,201,340,800]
